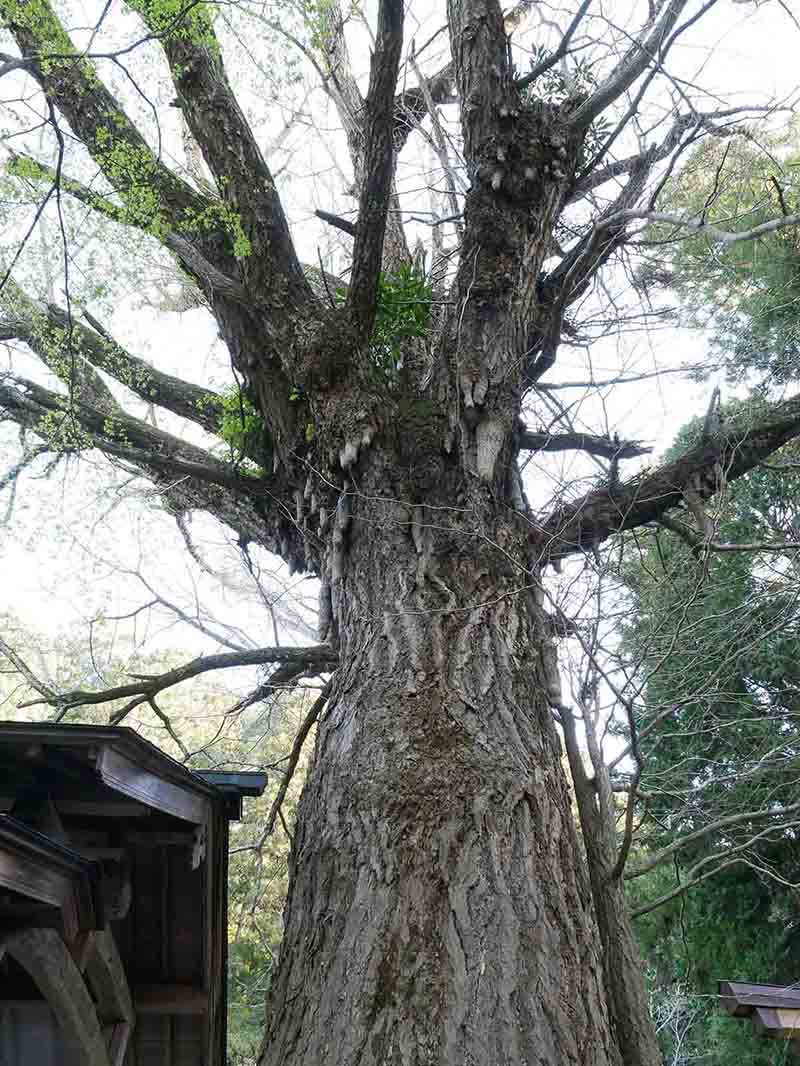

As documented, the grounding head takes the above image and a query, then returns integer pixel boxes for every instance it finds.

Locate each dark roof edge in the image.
[0,721,217,801]
[193,771,268,797]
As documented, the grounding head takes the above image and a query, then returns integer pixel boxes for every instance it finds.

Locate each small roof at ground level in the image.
[719,981,800,1053]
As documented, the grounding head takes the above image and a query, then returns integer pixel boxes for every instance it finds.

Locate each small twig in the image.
[0,635,57,703]
[257,682,331,845]
[770,174,789,217]
[317,247,339,309]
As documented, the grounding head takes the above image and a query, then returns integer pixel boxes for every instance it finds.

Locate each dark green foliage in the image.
[216,387,272,472]
[621,403,800,842]
[370,264,432,377]
[631,859,800,1065]
[645,128,800,390]
[623,405,800,1062]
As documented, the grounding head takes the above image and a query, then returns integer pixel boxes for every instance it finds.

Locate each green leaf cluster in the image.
[179,192,252,260]
[353,263,432,387]
[126,0,217,48]
[522,47,613,164]
[299,0,335,53]
[216,386,269,472]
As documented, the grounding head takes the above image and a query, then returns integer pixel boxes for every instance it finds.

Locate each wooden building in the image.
[0,722,266,1066]
[719,980,800,1054]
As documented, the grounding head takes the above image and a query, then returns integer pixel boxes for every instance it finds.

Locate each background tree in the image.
[615,128,800,1060]
[640,124,800,390]
[0,1,799,1064]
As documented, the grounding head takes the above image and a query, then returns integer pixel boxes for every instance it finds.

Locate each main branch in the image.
[0,375,307,566]
[12,645,337,716]
[345,0,404,339]
[540,396,800,562]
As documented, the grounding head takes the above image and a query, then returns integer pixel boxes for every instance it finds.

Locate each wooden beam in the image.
[2,927,111,1066]
[122,832,194,846]
[97,747,208,824]
[56,800,152,817]
[719,981,800,1015]
[105,1021,132,1066]
[133,984,208,1014]
[85,927,135,1025]
[0,817,101,939]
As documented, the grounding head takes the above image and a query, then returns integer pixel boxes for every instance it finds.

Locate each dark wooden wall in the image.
[117,839,207,1066]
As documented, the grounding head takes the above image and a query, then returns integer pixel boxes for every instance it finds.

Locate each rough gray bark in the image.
[262,458,620,1065]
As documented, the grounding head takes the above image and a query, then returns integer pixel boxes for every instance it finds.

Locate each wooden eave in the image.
[193,771,268,796]
[0,815,103,939]
[719,980,800,1052]
[0,723,218,825]
[719,981,800,1015]
[194,771,268,820]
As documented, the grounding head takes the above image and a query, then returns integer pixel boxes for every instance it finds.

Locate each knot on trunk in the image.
[294,310,359,392]
[472,104,579,202]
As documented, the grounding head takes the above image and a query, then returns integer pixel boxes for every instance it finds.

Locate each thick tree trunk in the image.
[260,452,623,1066]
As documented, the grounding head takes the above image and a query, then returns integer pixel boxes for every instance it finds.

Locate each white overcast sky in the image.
[0,0,799,676]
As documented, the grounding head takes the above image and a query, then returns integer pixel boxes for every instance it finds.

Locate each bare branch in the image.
[258,682,331,843]
[516,0,593,91]
[538,366,698,390]
[626,802,800,881]
[659,513,800,555]
[0,634,58,703]
[408,48,464,241]
[539,395,800,563]
[393,62,456,152]
[528,155,657,381]
[14,646,337,714]
[630,820,800,918]
[307,0,415,271]
[519,428,650,460]
[569,0,697,129]
[315,209,357,239]
[624,208,800,245]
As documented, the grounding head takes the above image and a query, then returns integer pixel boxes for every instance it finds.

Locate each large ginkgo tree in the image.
[1,0,799,1062]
